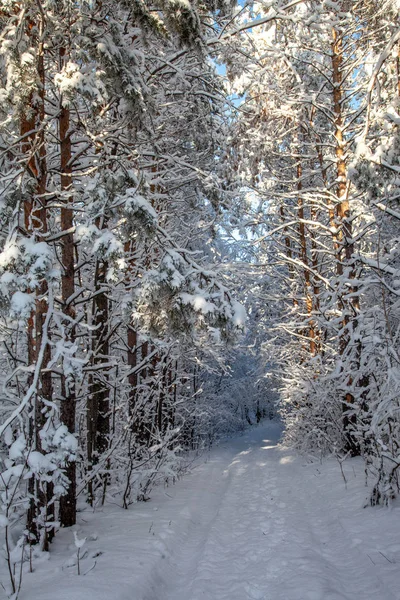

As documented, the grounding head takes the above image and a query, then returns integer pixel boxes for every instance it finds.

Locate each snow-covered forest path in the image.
[19,422,400,600]
[146,423,399,600]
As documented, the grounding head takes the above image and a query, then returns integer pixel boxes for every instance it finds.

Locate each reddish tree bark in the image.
[22,17,54,549]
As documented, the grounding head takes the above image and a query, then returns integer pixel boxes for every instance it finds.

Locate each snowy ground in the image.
[5,421,400,600]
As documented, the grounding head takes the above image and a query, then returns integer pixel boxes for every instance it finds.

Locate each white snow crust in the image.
[9,422,400,600]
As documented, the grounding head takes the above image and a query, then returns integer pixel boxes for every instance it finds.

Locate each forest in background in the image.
[1,0,400,595]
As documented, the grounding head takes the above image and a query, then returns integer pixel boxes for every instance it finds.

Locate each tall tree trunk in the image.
[23,22,54,549]
[59,46,77,527]
[87,225,110,505]
[124,240,138,423]
[296,137,317,357]
[331,27,359,456]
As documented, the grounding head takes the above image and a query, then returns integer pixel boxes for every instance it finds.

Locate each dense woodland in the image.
[1,0,400,594]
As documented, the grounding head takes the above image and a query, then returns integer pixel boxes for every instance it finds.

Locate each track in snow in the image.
[145,422,399,600]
